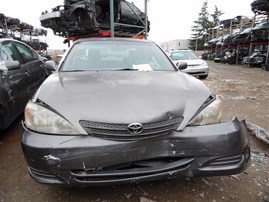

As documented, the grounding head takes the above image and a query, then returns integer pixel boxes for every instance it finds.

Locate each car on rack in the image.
[0,38,49,130]
[21,37,250,186]
[169,49,209,79]
[40,0,150,38]
[242,50,267,66]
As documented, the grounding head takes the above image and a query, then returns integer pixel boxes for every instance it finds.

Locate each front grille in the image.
[79,116,183,140]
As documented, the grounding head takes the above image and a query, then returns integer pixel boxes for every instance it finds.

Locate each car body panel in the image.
[0,39,48,130]
[21,118,250,185]
[0,61,29,127]
[35,71,211,134]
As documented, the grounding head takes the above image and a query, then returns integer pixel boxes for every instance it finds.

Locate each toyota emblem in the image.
[127,123,144,135]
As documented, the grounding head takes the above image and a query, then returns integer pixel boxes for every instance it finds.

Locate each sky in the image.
[0,0,255,49]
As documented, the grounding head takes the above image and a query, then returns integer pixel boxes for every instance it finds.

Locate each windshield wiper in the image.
[115,68,138,71]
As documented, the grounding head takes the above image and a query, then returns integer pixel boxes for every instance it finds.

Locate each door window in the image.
[2,42,21,61]
[13,42,37,63]
[0,45,13,61]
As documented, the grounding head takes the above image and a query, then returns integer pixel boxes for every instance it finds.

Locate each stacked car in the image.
[203,4,269,69]
[251,0,269,13]
[0,13,49,56]
[40,0,150,38]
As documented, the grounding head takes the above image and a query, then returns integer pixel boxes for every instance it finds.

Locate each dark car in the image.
[40,0,150,38]
[21,38,250,186]
[251,22,269,42]
[0,39,49,130]
[251,0,269,12]
[242,50,267,66]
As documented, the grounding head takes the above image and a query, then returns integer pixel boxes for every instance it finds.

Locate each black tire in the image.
[199,75,208,80]
[264,63,269,71]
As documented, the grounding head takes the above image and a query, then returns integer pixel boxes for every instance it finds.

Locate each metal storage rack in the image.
[205,13,269,64]
[109,0,148,39]
[66,0,149,42]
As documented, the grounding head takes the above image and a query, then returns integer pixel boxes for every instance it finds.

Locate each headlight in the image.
[200,61,208,67]
[188,97,223,126]
[254,57,263,63]
[24,101,79,135]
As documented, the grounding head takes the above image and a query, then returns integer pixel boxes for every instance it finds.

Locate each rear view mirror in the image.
[44,61,57,71]
[176,62,187,70]
[5,61,20,70]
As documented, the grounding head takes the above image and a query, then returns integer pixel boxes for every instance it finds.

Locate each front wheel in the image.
[199,75,208,80]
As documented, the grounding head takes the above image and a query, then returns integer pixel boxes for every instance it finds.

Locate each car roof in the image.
[0,38,19,43]
[0,38,37,51]
[0,38,30,45]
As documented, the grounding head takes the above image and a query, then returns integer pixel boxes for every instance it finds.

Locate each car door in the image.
[12,41,46,96]
[0,41,29,128]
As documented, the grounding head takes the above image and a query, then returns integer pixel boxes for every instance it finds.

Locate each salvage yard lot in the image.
[0,61,268,202]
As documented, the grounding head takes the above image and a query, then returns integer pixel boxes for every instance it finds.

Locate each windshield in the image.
[60,41,176,72]
[170,51,198,60]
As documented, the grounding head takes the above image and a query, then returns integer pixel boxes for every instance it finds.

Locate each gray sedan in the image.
[0,39,48,130]
[21,38,250,186]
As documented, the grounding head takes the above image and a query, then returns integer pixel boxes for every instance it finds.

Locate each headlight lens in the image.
[24,101,79,135]
[254,57,263,63]
[200,61,208,67]
[188,97,223,126]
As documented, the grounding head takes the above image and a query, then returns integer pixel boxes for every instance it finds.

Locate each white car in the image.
[169,49,209,79]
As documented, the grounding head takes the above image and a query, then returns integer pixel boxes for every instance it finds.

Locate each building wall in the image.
[159,39,189,52]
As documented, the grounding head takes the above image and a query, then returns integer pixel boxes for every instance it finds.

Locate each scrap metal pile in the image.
[203,0,269,69]
[40,0,150,39]
[0,13,48,52]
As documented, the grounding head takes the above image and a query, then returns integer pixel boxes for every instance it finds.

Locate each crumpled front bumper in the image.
[21,118,250,186]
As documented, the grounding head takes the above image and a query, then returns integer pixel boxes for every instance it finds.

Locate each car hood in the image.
[35,71,211,134]
[174,59,205,66]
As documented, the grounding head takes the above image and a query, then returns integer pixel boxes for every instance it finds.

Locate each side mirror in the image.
[5,61,20,70]
[176,62,187,70]
[44,60,57,71]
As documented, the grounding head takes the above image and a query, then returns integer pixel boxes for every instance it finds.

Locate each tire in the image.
[264,63,269,71]
[199,75,208,80]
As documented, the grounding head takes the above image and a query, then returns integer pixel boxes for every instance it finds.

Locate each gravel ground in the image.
[0,61,268,202]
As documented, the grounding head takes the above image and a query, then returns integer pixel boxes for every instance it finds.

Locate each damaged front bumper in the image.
[21,118,250,186]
